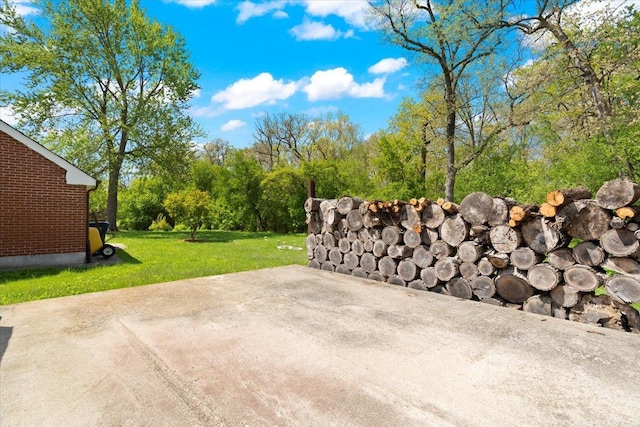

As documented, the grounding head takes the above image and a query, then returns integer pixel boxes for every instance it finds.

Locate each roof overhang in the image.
[1,119,97,190]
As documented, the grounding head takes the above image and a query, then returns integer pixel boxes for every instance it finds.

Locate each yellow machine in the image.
[88,220,115,258]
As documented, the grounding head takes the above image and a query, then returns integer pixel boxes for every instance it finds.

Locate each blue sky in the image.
[141,0,417,148]
[2,0,639,149]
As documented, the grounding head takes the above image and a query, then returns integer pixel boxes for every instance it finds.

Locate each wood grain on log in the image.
[447,277,473,299]
[346,209,364,231]
[563,265,602,292]
[352,267,367,278]
[440,214,468,247]
[305,234,317,250]
[459,192,494,225]
[388,245,413,259]
[397,259,418,281]
[557,200,610,241]
[368,271,385,282]
[546,187,592,207]
[610,216,627,229]
[408,280,428,291]
[304,197,323,213]
[336,264,351,275]
[477,257,496,276]
[527,263,561,291]
[421,228,439,245]
[338,237,351,253]
[521,217,566,254]
[547,248,575,270]
[422,203,446,229]
[412,245,434,268]
[378,256,397,277]
[382,226,402,246]
[489,197,511,226]
[337,196,364,215]
[605,275,640,304]
[471,276,496,300]
[523,295,553,316]
[314,244,327,262]
[600,229,639,256]
[615,206,640,220]
[372,239,388,257]
[387,275,407,287]
[442,201,459,214]
[360,253,377,273]
[569,294,640,332]
[457,241,485,263]
[596,178,640,210]
[343,252,359,270]
[489,225,522,253]
[510,247,543,270]
[328,247,342,266]
[459,262,479,279]
[600,257,640,280]
[420,267,440,288]
[400,205,422,230]
[550,284,580,308]
[487,251,510,268]
[509,204,538,223]
[434,257,460,281]
[430,240,454,259]
[539,203,557,218]
[351,240,365,256]
[495,267,534,304]
[572,241,604,266]
[403,228,423,249]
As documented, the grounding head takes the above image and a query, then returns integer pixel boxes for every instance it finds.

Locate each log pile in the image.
[305,178,640,333]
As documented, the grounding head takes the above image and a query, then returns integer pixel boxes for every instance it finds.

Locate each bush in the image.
[148,214,172,231]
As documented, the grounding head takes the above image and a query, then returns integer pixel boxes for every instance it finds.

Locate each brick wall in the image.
[1,132,87,257]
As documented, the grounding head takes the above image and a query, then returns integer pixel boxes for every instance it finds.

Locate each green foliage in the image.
[148,213,172,231]
[119,177,172,230]
[164,188,212,241]
[260,167,307,233]
[0,0,202,228]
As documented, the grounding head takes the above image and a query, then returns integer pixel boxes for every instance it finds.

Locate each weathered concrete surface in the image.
[1,265,639,426]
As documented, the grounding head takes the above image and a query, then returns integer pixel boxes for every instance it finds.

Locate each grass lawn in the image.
[0,230,307,305]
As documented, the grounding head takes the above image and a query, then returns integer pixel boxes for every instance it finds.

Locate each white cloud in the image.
[9,0,39,16]
[272,10,289,19]
[211,72,298,110]
[237,1,288,24]
[220,119,246,131]
[0,104,19,126]
[303,0,370,29]
[164,0,217,8]
[303,68,385,101]
[289,19,353,41]
[368,57,408,74]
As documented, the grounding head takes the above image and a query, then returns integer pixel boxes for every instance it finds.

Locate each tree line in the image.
[1,0,639,234]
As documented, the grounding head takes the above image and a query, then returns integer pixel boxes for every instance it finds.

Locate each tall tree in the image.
[368,0,508,200]
[0,0,202,230]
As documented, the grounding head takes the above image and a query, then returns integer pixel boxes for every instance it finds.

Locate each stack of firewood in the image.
[305,178,640,333]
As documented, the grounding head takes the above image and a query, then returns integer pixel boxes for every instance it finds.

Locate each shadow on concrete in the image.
[0,318,12,366]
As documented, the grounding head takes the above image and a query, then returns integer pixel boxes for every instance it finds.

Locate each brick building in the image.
[1,119,97,269]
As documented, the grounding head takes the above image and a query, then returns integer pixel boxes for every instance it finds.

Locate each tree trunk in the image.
[106,165,121,232]
[596,178,640,210]
[509,204,538,223]
[527,263,561,291]
[400,205,422,230]
[539,203,556,218]
[488,197,512,226]
[615,206,640,221]
[304,197,323,212]
[440,214,468,247]
[600,229,639,257]
[495,266,534,304]
[346,209,363,231]
[521,211,568,253]
[487,251,510,268]
[459,192,494,225]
